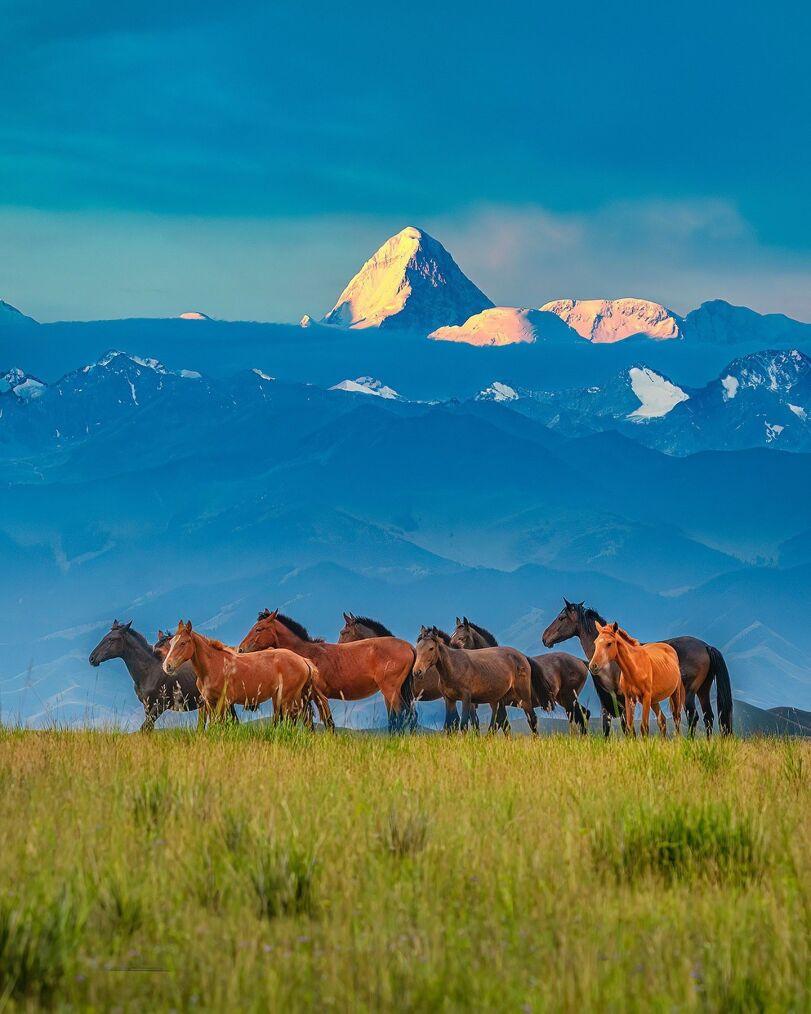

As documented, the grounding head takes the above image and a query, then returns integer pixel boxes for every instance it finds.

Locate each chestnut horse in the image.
[450,617,590,734]
[239,610,416,732]
[153,629,239,726]
[413,626,542,735]
[542,600,733,736]
[590,621,684,737]
[163,621,332,727]
[338,612,477,732]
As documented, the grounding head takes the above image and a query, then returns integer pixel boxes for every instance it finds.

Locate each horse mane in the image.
[120,625,153,653]
[353,615,393,638]
[577,603,606,638]
[432,627,452,644]
[615,626,640,647]
[275,613,324,643]
[466,620,498,646]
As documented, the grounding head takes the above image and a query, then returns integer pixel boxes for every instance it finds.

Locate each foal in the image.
[589,622,684,737]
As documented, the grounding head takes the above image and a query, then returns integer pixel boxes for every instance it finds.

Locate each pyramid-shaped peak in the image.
[322,227,493,332]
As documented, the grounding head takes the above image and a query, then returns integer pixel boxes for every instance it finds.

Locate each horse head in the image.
[338,611,361,643]
[589,621,620,677]
[89,619,132,666]
[163,620,194,676]
[542,599,584,648]
[413,626,442,677]
[238,609,279,653]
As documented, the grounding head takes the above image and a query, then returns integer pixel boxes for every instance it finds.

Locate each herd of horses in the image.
[88,599,734,737]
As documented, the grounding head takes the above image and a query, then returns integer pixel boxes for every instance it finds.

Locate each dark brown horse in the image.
[542,600,733,736]
[338,612,477,732]
[239,610,416,732]
[450,617,590,734]
[413,626,543,735]
[89,620,208,732]
[163,621,332,726]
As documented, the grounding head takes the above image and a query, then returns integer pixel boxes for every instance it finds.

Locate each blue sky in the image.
[2,0,809,322]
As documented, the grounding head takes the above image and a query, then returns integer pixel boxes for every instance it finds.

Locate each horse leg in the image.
[697,682,714,738]
[652,701,667,738]
[313,689,335,732]
[470,704,480,732]
[685,689,699,738]
[139,704,159,734]
[443,699,460,734]
[640,697,652,737]
[522,701,538,737]
[624,696,636,737]
[671,682,685,737]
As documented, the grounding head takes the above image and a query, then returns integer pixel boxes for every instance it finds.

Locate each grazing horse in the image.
[163,621,332,726]
[451,617,590,734]
[239,610,416,732]
[338,612,475,732]
[413,626,542,735]
[590,622,684,737]
[89,620,208,732]
[542,600,733,736]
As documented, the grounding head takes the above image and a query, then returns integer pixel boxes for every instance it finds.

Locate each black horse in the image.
[89,620,234,731]
[542,600,733,736]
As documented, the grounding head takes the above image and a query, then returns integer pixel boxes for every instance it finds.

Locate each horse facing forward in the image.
[590,621,684,737]
[240,610,416,731]
[163,620,332,727]
[414,626,542,735]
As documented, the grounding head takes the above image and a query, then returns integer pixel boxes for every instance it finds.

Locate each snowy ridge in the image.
[431,307,548,346]
[540,298,682,343]
[476,381,520,402]
[330,377,401,400]
[627,367,689,419]
[0,368,46,400]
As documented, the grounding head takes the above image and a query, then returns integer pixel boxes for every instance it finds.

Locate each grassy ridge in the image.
[0,727,808,1011]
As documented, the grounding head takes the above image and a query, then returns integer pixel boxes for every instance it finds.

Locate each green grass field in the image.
[0,726,808,1011]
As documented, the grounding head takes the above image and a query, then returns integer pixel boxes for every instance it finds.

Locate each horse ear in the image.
[185,620,193,632]
[269,609,278,620]
[563,598,571,608]
[157,629,164,640]
[113,618,119,627]
[343,612,351,623]
[463,616,469,626]
[455,616,462,627]
[124,620,132,630]
[612,621,618,632]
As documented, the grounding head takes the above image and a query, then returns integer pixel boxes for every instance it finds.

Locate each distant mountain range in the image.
[2,225,810,729]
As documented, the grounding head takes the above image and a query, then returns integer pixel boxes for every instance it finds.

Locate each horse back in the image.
[645,641,681,699]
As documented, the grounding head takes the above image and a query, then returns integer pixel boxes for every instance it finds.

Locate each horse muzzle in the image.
[412,667,424,679]
[163,663,176,677]
[88,653,100,667]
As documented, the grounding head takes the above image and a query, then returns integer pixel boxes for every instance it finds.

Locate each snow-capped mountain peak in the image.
[476,381,520,402]
[719,348,809,396]
[627,367,689,419]
[430,307,552,346]
[0,368,46,399]
[178,311,210,320]
[84,351,169,374]
[322,226,493,332]
[330,377,401,400]
[539,298,682,343]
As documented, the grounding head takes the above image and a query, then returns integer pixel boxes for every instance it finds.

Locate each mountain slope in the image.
[429,307,574,346]
[683,300,811,346]
[0,299,37,326]
[539,298,682,343]
[322,227,493,331]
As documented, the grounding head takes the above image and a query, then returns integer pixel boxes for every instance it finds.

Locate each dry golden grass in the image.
[0,725,808,1011]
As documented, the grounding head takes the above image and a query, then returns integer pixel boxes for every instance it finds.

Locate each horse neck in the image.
[612,636,644,685]
[576,614,601,660]
[119,634,160,688]
[468,630,489,650]
[275,624,320,657]
[190,632,219,681]
[433,639,460,683]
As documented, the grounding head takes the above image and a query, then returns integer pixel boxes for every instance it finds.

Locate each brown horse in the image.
[590,621,684,737]
[413,626,541,735]
[338,612,477,732]
[153,629,238,727]
[450,617,590,734]
[542,600,733,736]
[239,610,416,732]
[163,621,332,726]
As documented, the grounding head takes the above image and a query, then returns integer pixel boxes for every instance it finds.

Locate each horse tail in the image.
[708,646,733,735]
[528,655,554,712]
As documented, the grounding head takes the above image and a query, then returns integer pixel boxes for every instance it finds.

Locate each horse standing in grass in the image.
[542,600,733,736]
[153,629,243,725]
[451,617,590,734]
[589,621,684,737]
[89,620,212,732]
[413,626,543,735]
[239,610,416,732]
[338,612,476,732]
[163,621,332,727]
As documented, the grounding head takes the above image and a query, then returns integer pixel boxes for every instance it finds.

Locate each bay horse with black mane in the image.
[542,600,733,736]
[451,617,590,734]
[338,612,477,732]
[89,620,216,732]
[414,626,547,735]
[239,610,416,732]
[163,620,332,726]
